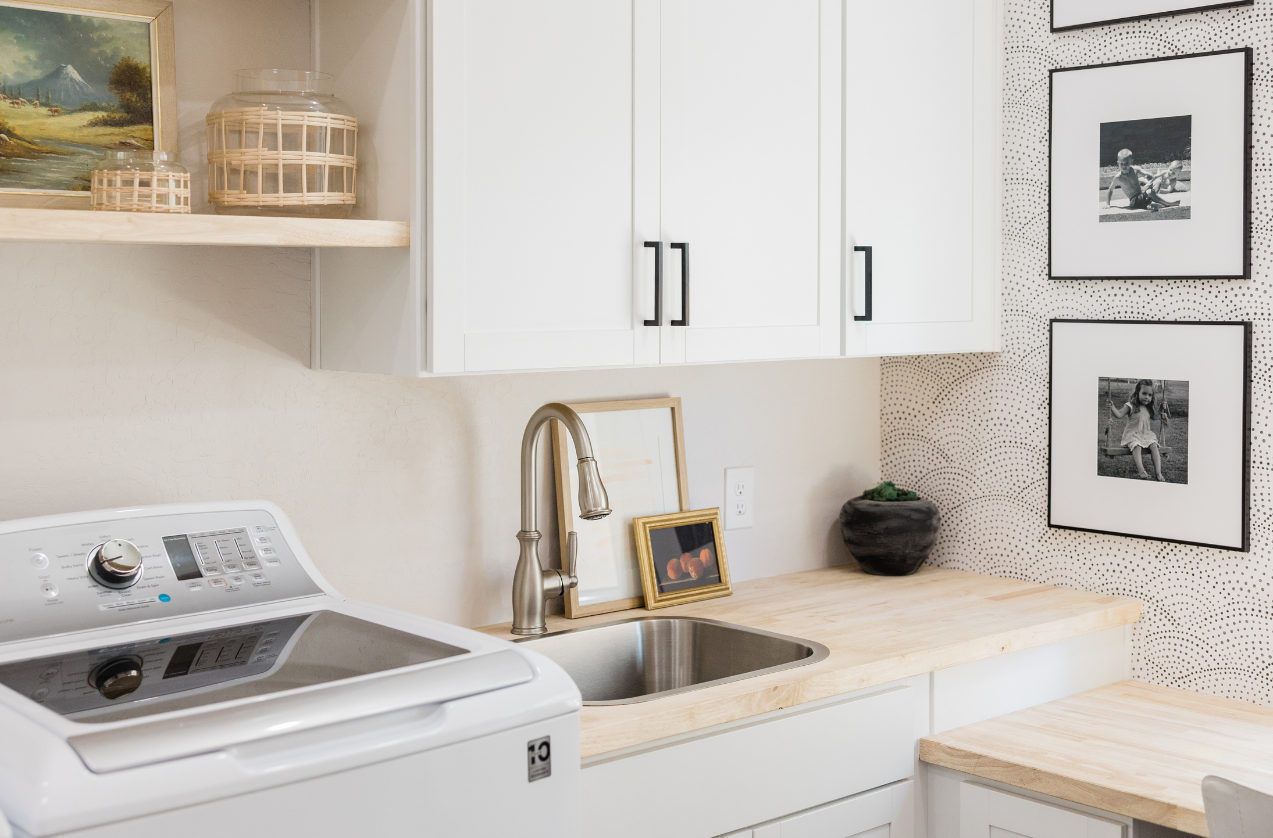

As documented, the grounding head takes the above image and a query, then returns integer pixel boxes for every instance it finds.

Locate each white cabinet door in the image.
[428,0,660,373]
[842,0,1001,357]
[959,784,1126,838]
[659,0,843,364]
[753,780,914,838]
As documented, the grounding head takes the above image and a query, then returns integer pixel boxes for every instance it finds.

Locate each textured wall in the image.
[882,0,1272,701]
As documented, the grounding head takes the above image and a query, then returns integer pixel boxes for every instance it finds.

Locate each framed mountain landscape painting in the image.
[0,0,176,209]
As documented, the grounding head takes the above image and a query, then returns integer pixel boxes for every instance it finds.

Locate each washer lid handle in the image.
[67,650,533,774]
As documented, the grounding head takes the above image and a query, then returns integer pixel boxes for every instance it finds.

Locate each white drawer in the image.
[582,684,915,838]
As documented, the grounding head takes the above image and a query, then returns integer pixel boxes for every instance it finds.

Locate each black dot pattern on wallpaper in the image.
[882,0,1273,702]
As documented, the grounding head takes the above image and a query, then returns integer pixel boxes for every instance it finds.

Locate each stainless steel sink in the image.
[515,617,830,705]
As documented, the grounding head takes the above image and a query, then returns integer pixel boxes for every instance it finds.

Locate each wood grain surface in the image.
[0,208,410,247]
[921,680,1273,836]
[478,565,1141,759]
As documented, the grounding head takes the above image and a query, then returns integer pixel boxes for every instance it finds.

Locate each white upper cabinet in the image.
[313,0,1001,376]
[431,0,656,373]
[659,0,843,364]
[843,0,1002,357]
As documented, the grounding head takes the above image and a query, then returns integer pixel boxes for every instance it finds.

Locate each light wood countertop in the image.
[478,565,1141,759]
[921,680,1273,836]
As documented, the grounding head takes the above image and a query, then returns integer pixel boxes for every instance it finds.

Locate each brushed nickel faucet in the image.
[512,403,611,636]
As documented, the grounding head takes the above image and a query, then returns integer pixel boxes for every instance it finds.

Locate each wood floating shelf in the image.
[0,208,410,248]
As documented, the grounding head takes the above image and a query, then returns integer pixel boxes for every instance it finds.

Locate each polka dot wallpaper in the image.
[881,0,1273,701]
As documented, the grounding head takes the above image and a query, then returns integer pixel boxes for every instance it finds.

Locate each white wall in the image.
[0,241,879,627]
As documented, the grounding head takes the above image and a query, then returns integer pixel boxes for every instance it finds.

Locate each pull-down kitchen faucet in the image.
[512,403,611,636]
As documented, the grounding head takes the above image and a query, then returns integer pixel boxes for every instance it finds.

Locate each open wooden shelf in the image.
[0,208,410,248]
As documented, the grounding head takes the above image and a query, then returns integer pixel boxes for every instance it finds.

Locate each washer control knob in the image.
[87,539,144,589]
[88,656,144,700]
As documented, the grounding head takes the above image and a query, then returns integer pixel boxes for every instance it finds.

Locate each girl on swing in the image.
[1108,379,1166,482]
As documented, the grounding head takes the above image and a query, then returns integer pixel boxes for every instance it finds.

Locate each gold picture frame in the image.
[552,397,690,618]
[0,0,177,209]
[633,508,732,610]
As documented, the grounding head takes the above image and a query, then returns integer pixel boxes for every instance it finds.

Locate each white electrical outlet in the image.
[724,467,754,530]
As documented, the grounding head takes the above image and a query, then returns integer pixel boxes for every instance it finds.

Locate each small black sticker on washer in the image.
[528,736,551,782]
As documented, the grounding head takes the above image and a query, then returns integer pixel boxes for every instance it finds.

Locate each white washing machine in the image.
[0,501,580,838]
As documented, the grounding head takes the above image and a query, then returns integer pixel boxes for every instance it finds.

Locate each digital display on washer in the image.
[161,534,203,582]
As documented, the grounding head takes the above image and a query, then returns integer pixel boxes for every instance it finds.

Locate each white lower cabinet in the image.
[581,628,1132,838]
[936,780,1128,838]
[581,684,915,838]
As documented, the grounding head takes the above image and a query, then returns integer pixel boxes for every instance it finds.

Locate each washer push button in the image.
[208,578,228,589]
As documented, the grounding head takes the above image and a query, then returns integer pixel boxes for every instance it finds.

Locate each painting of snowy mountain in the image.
[0,1,155,195]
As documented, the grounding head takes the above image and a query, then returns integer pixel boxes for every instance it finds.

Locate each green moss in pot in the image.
[839,482,940,576]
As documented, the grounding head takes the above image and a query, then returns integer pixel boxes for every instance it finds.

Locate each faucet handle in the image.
[566,531,579,589]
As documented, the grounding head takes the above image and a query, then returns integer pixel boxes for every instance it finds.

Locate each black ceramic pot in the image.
[838,496,940,576]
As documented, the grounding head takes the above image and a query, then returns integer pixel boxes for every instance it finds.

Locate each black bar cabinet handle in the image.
[644,241,662,327]
[670,242,689,327]
[853,245,873,322]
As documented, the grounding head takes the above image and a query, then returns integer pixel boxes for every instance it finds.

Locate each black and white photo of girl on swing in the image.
[1098,377,1190,484]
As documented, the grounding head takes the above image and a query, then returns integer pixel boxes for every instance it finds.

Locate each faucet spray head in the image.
[576,458,612,520]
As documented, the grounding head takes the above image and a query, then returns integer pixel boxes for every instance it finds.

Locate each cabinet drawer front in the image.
[583,685,914,838]
[960,784,1126,838]
[754,780,913,838]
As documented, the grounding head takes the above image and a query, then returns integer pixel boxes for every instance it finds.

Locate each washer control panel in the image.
[0,508,323,644]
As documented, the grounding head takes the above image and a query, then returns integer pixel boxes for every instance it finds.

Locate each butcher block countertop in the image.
[478,565,1141,760]
[921,680,1273,836]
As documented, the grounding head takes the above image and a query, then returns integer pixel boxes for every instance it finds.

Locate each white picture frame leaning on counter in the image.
[552,398,690,618]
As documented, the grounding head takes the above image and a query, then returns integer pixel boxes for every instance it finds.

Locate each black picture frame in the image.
[1048,49,1253,281]
[1048,319,1252,552]
[1051,0,1253,32]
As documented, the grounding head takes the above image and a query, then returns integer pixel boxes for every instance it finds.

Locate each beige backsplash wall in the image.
[0,0,878,627]
[0,242,880,627]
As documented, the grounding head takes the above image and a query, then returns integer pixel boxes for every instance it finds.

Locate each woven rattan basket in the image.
[90,152,191,214]
[207,107,357,216]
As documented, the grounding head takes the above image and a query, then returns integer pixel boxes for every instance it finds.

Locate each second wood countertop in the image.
[479,565,1142,759]
[921,680,1273,836]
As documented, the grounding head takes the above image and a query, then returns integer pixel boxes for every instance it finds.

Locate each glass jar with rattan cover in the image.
[90,151,191,214]
[207,69,357,219]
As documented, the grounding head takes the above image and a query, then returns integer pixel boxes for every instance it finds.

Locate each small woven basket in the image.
[90,152,191,214]
[206,107,357,213]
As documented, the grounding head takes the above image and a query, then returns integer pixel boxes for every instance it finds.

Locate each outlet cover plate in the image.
[724,467,754,530]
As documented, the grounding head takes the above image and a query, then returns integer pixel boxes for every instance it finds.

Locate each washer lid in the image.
[0,610,535,773]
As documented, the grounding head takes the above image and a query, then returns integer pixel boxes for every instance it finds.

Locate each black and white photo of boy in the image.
[1098,115,1192,223]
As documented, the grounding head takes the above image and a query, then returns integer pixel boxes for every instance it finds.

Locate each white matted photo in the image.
[1050,50,1251,280]
[552,398,689,618]
[1052,0,1253,32]
[1050,320,1251,551]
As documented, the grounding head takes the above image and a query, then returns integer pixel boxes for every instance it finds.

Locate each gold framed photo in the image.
[552,397,690,618]
[633,508,732,610]
[0,0,177,209]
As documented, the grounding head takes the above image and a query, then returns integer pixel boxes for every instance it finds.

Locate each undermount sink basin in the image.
[516,617,830,705]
